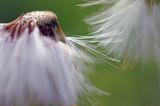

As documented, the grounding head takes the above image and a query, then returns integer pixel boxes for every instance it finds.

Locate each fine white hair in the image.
[79,0,118,7]
[0,26,96,106]
[85,0,160,63]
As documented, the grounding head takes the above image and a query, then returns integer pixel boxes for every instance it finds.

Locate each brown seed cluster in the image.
[22,11,57,25]
[4,11,65,42]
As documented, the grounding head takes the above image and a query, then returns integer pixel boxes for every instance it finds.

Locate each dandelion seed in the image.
[0,11,109,106]
[84,0,160,64]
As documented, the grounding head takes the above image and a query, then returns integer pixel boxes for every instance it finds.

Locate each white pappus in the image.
[0,11,114,106]
[84,0,160,64]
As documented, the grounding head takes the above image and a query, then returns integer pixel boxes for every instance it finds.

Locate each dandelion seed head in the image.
[0,11,98,106]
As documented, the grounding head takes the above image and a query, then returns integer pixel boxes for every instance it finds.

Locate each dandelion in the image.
[0,11,114,106]
[83,0,160,64]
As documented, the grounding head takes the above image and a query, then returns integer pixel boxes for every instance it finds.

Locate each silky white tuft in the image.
[0,10,116,106]
[79,0,118,7]
[85,0,160,63]
[0,26,95,106]
[0,24,4,30]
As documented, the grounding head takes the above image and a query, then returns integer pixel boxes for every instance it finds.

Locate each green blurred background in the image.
[0,0,159,106]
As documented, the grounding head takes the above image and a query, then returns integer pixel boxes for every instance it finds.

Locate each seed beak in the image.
[47,19,65,42]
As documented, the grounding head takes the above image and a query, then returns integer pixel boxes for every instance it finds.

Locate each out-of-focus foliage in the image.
[0,0,100,35]
[0,0,159,106]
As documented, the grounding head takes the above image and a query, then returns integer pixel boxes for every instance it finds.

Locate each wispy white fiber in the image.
[0,24,4,30]
[0,26,96,106]
[86,0,160,63]
[66,36,120,68]
[79,0,118,7]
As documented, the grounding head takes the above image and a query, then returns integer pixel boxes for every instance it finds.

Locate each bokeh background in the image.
[0,0,159,106]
